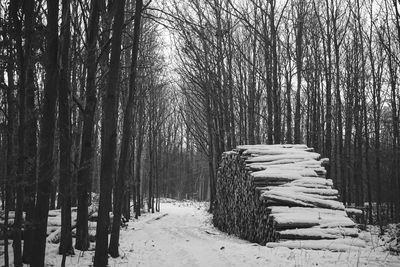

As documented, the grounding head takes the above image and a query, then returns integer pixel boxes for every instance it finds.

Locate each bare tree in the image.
[75,0,101,251]
[58,0,74,258]
[94,0,126,264]
[31,0,59,265]
[109,0,143,257]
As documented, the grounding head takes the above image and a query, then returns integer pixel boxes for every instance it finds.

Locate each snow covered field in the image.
[2,200,400,266]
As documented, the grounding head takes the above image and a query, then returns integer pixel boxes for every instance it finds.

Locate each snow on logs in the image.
[0,205,99,243]
[213,144,365,251]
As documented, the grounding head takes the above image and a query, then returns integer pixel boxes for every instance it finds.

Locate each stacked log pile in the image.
[1,205,99,244]
[213,144,365,251]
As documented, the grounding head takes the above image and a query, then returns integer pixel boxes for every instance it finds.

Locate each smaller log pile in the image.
[47,205,99,244]
[213,144,365,251]
[0,205,99,244]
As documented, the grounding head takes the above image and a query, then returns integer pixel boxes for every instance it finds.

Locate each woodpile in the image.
[213,144,365,251]
[47,204,99,244]
[0,205,99,244]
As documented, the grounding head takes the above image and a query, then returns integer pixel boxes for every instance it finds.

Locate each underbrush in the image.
[382,223,400,255]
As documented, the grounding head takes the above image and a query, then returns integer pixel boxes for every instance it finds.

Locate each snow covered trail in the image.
[106,201,400,267]
[7,200,399,266]
[120,201,269,267]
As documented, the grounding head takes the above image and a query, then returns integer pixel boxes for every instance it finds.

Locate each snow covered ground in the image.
[2,200,400,266]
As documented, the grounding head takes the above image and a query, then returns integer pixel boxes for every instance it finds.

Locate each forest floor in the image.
[3,199,400,266]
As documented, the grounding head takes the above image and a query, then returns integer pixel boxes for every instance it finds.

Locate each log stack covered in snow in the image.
[0,205,99,244]
[213,144,365,251]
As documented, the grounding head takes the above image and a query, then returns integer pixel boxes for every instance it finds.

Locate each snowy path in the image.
[119,201,267,267]
[108,201,400,267]
[40,200,400,266]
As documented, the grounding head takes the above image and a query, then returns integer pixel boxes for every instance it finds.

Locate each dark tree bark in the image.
[31,0,59,265]
[135,99,144,219]
[207,94,217,211]
[58,0,74,257]
[130,124,136,217]
[356,0,368,218]
[270,0,281,144]
[94,0,126,264]
[227,29,236,148]
[248,5,257,145]
[388,51,399,220]
[370,35,383,228]
[75,0,101,251]
[284,24,293,144]
[4,24,16,267]
[10,0,25,264]
[332,1,344,205]
[109,0,143,257]
[148,123,154,212]
[343,50,354,205]
[324,0,333,166]
[294,0,305,144]
[22,0,38,261]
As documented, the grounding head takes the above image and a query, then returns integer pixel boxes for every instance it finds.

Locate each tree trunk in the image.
[58,0,74,257]
[108,0,143,257]
[31,1,59,265]
[94,0,125,264]
[332,11,343,205]
[4,25,16,267]
[324,0,332,172]
[75,0,101,251]
[285,25,293,144]
[370,37,382,227]
[22,0,38,255]
[389,56,399,220]
[270,0,281,144]
[294,3,304,144]
[135,98,144,219]
[344,52,354,205]
[248,5,257,145]
[11,0,25,264]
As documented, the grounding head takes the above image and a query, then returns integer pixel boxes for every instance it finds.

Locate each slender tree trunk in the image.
[58,0,74,257]
[4,29,16,267]
[11,0,25,263]
[294,3,304,144]
[205,88,216,211]
[344,52,354,205]
[332,13,344,203]
[75,0,101,251]
[370,39,382,227]
[148,128,154,212]
[324,0,332,173]
[135,98,144,219]
[94,0,125,263]
[389,59,399,220]
[270,0,280,144]
[226,8,236,148]
[266,44,273,145]
[31,1,59,265]
[69,1,80,207]
[248,5,257,145]
[109,0,143,256]
[22,0,37,255]
[284,25,293,144]
[392,0,400,221]
[363,79,372,223]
